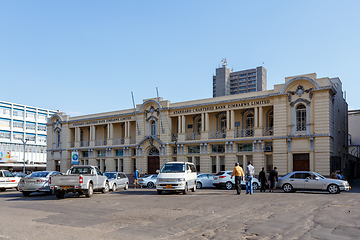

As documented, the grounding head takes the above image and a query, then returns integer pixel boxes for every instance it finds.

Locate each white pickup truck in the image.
[49,165,110,199]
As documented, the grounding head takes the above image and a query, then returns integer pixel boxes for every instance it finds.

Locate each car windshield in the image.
[104,173,116,179]
[160,163,185,173]
[28,172,49,178]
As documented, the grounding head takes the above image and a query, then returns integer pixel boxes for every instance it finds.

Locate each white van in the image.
[156,162,197,195]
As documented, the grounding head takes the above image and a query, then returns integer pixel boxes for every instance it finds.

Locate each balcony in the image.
[263,127,273,136]
[185,132,201,141]
[95,139,107,146]
[112,138,124,145]
[80,141,89,147]
[171,133,178,142]
[234,128,254,138]
[209,131,226,139]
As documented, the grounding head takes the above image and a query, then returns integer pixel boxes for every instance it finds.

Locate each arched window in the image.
[196,117,201,133]
[246,112,254,129]
[148,147,159,156]
[268,111,274,128]
[150,120,156,135]
[296,104,306,132]
[56,130,61,148]
[220,115,226,133]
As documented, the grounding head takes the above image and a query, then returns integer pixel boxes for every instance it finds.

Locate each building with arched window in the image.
[47,73,348,177]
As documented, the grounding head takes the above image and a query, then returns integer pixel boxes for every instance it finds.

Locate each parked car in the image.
[49,165,110,199]
[277,171,351,194]
[138,175,157,188]
[104,172,129,191]
[12,172,28,178]
[156,162,197,195]
[212,171,260,190]
[196,174,214,189]
[18,171,62,196]
[0,170,21,191]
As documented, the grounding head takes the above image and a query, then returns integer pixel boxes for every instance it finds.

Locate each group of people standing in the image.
[231,161,279,195]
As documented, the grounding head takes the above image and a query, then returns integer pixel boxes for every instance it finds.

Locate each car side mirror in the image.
[156,170,160,173]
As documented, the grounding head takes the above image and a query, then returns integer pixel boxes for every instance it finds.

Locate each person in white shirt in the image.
[245,161,255,194]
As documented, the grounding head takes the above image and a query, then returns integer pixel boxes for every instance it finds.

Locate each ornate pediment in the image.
[145,106,159,120]
[288,85,313,102]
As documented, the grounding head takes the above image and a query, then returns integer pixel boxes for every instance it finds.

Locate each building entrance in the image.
[147,156,159,174]
[293,153,309,171]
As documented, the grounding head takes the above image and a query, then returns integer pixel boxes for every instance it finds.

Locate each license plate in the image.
[166,185,172,188]
[62,186,71,189]
[214,177,218,180]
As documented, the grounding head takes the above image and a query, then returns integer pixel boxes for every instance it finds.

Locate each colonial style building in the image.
[47,73,347,177]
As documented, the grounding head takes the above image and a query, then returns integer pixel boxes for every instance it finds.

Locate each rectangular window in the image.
[188,145,200,154]
[13,132,23,140]
[13,121,24,129]
[0,118,10,128]
[133,148,136,156]
[119,159,124,172]
[173,147,177,155]
[26,111,36,119]
[237,155,244,168]
[212,144,225,153]
[26,122,36,130]
[248,72,256,76]
[96,159,100,169]
[13,109,24,117]
[0,107,11,115]
[82,151,89,158]
[195,156,200,172]
[238,143,253,152]
[26,134,35,141]
[219,156,225,171]
[248,76,256,80]
[172,157,177,162]
[187,157,192,162]
[38,135,46,143]
[132,158,136,173]
[115,149,124,156]
[0,131,10,140]
[98,150,106,157]
[37,124,46,131]
[38,113,47,121]
[211,156,217,173]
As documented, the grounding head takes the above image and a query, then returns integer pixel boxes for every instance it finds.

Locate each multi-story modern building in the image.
[0,101,56,172]
[47,73,347,178]
[213,59,267,97]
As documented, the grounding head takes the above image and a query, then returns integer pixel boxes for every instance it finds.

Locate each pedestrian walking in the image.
[245,161,255,194]
[230,162,244,195]
[268,167,278,192]
[258,167,267,192]
[133,168,142,189]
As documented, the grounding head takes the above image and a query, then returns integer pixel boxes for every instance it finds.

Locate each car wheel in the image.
[22,191,31,197]
[102,182,110,193]
[147,182,155,189]
[124,183,129,190]
[282,183,293,193]
[55,191,65,199]
[85,183,93,198]
[196,182,202,189]
[0,188,6,192]
[183,183,188,195]
[252,182,259,190]
[157,190,162,195]
[192,181,196,192]
[225,181,233,190]
[112,183,117,192]
[328,184,340,194]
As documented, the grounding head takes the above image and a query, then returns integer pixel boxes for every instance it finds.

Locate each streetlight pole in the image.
[21,138,29,174]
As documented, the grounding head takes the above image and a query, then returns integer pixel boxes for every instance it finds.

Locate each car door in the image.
[203,174,213,188]
[94,167,102,189]
[289,173,306,190]
[304,173,323,190]
[117,173,126,188]
[0,171,5,188]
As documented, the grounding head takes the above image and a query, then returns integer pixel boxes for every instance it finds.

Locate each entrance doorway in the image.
[147,156,159,174]
[293,153,309,171]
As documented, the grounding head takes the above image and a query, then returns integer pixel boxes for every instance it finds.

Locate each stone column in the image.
[201,113,205,132]
[178,116,181,133]
[226,110,230,130]
[259,107,263,128]
[205,113,209,131]
[231,110,235,130]
[181,115,185,134]
[255,107,259,128]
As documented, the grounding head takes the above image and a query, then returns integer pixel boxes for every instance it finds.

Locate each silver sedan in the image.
[277,171,350,194]
[196,174,214,189]
[104,172,129,191]
[138,175,157,188]
[18,171,61,196]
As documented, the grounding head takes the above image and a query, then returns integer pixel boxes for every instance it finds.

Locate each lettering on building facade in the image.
[72,117,132,127]
[172,100,271,115]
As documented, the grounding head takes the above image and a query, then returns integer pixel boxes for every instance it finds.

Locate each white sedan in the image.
[212,171,260,190]
[196,174,214,189]
[104,172,129,191]
[0,170,21,191]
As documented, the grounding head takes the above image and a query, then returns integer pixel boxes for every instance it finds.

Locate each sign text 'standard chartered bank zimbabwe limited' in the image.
[172,100,271,115]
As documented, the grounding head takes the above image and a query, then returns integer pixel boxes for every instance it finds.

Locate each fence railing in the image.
[185,132,201,140]
[234,128,254,138]
[208,131,226,139]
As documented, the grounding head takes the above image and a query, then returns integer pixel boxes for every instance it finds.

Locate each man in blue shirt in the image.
[134,168,142,189]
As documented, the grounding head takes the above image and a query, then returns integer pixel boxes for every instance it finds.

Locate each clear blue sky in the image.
[1,1,359,116]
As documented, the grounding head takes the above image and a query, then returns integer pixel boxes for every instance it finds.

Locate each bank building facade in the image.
[46,73,348,177]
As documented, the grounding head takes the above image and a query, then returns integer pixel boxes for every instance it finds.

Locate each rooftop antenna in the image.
[221,58,227,67]
[156,87,165,133]
[131,92,140,135]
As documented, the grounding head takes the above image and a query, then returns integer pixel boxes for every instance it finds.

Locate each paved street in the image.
[1,182,360,240]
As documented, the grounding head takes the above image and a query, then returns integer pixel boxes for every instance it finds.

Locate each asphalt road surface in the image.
[1,182,360,240]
